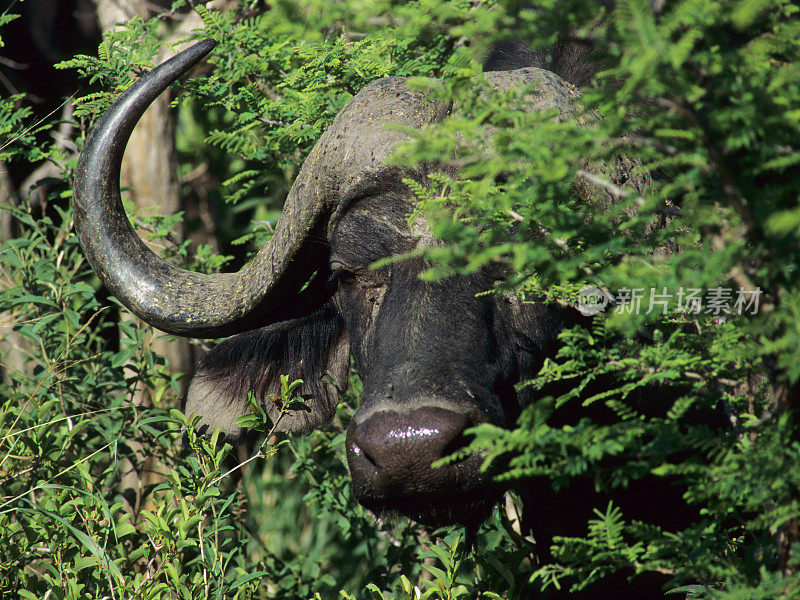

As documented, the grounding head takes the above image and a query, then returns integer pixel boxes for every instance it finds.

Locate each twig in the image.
[255,116,289,127]
[607,135,678,157]
[209,412,285,486]
[576,168,636,202]
[0,97,72,154]
[576,168,682,216]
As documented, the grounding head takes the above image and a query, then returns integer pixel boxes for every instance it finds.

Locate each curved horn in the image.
[74,39,332,338]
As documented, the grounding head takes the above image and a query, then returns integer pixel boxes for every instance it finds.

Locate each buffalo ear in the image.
[184,305,350,443]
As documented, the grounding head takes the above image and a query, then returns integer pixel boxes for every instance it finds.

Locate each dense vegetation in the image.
[1,0,798,597]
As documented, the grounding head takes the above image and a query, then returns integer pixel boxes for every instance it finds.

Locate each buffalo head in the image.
[74,39,583,527]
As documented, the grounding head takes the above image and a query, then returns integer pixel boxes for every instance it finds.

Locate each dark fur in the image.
[187,305,347,436]
[328,194,560,425]
[484,38,599,88]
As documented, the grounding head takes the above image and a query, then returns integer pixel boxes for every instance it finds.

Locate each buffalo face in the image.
[73,40,573,528]
[185,183,560,527]
[330,195,559,526]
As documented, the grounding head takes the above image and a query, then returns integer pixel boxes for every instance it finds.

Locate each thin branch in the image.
[209,411,286,486]
[577,168,636,202]
[607,135,679,157]
[576,169,682,216]
[255,116,289,127]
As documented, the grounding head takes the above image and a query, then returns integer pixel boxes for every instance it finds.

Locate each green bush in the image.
[1,0,798,598]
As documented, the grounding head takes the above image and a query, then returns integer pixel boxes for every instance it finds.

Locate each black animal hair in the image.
[483,39,541,72]
[484,38,598,89]
[188,303,347,433]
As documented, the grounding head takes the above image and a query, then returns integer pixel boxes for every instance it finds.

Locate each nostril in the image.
[348,407,472,479]
[352,438,379,469]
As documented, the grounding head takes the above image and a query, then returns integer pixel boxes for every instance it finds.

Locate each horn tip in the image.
[196,38,217,54]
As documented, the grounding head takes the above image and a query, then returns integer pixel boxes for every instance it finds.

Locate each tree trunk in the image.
[94,0,197,397]
[0,164,32,385]
[93,0,211,513]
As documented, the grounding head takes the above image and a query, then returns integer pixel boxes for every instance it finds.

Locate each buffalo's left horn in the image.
[73,39,332,337]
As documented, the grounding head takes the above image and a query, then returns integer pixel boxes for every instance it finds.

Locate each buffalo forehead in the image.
[483,67,580,115]
[320,77,449,233]
[319,68,578,236]
[327,77,447,183]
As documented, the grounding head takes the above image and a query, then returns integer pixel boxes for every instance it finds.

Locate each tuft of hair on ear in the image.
[483,39,541,72]
[483,38,599,89]
[184,304,350,442]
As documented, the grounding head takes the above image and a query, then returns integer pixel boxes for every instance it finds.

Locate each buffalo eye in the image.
[338,270,357,286]
[330,265,357,287]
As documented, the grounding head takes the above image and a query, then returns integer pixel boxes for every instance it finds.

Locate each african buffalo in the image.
[73,39,603,530]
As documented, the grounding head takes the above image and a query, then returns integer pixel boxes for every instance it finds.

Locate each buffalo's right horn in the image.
[73,39,332,338]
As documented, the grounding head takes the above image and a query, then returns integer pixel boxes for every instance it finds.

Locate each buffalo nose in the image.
[346,407,471,493]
